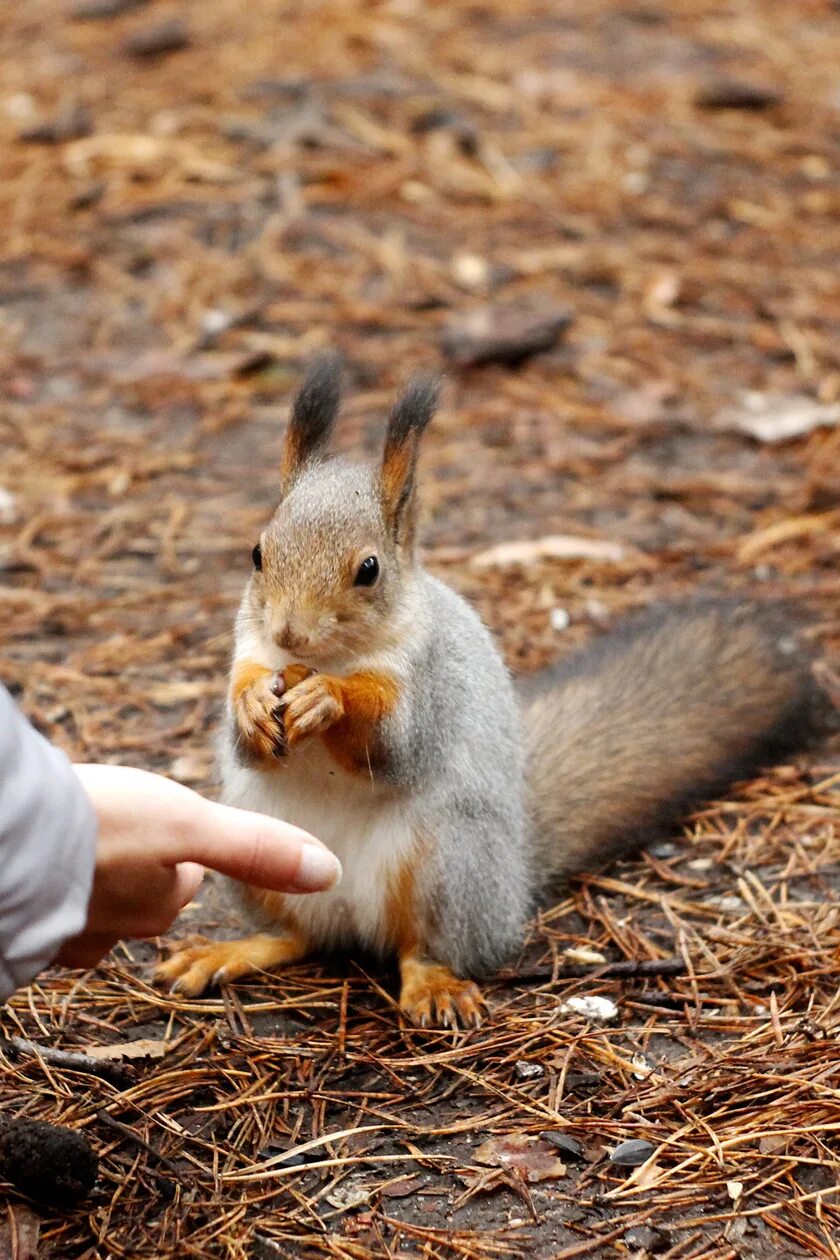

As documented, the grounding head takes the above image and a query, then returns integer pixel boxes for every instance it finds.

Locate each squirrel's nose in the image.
[274,622,305,652]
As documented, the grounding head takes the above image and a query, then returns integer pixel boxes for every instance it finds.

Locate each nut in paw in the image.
[282,673,344,746]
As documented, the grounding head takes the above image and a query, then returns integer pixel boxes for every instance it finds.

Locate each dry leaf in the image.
[380,1175,422,1199]
[631,1159,664,1189]
[560,995,619,1023]
[470,535,625,569]
[83,1038,169,1061]
[0,1203,40,1260]
[326,1183,370,1211]
[473,1134,567,1183]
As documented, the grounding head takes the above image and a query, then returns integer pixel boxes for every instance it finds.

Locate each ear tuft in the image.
[281,353,342,491]
[381,374,440,545]
[386,375,440,449]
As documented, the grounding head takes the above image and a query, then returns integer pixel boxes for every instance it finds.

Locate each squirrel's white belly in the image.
[221,741,414,952]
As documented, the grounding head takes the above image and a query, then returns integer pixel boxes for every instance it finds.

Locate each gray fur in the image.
[385,574,530,974]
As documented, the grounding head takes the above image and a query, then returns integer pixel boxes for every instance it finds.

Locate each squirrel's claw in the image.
[399,959,488,1030]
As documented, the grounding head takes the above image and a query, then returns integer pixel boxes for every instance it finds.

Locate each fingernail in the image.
[294,843,342,892]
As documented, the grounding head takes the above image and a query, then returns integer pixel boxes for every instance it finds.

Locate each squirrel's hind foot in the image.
[155,932,308,997]
[398,956,487,1029]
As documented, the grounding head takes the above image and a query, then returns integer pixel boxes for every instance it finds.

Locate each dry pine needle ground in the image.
[0,1,839,1257]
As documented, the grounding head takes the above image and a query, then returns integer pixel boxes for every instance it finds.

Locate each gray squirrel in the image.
[157,357,816,1026]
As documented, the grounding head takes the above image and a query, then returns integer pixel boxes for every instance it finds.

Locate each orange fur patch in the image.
[384,849,421,955]
[280,426,305,492]
[381,438,413,521]
[231,660,273,701]
[320,671,400,773]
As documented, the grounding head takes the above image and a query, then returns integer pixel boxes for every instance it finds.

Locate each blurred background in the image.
[2,0,839,773]
[0,4,839,1256]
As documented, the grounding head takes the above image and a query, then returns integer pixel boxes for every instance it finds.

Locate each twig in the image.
[1,1035,134,1088]
[96,1110,184,1191]
[496,957,688,985]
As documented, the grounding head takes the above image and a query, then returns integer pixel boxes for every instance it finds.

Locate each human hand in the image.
[57,764,341,969]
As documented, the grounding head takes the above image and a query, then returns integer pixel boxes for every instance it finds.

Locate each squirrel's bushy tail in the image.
[521,601,820,885]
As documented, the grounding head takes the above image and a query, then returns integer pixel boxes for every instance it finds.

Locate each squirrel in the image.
[157,357,818,1027]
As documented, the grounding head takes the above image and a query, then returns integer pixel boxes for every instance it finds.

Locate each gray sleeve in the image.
[0,686,97,1000]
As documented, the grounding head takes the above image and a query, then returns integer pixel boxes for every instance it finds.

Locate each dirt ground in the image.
[1,1,839,1257]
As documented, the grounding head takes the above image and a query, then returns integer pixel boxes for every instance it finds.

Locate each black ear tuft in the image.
[281,353,342,490]
[385,375,440,449]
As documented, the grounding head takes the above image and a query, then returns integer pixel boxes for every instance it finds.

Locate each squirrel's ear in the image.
[280,354,341,492]
[380,375,439,545]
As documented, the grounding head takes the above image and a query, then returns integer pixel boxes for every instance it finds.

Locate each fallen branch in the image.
[496,957,688,985]
[2,1035,134,1088]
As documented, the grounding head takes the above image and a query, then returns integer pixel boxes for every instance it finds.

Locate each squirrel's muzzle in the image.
[273,621,309,653]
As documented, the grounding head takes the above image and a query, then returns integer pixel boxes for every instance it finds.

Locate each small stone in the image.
[124,18,190,59]
[515,1060,544,1080]
[550,607,571,632]
[695,79,783,111]
[624,1224,667,1252]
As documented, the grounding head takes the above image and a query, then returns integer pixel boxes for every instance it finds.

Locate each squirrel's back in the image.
[522,601,819,885]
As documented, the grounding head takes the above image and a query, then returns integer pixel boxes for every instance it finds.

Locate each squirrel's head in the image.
[248,355,438,667]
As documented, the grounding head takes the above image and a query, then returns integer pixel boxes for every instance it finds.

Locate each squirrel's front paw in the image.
[282,673,344,746]
[231,666,286,763]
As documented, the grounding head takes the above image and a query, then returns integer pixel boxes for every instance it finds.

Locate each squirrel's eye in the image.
[252,543,262,571]
[354,555,380,587]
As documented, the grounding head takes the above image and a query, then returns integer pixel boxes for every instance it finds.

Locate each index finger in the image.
[172,799,342,893]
